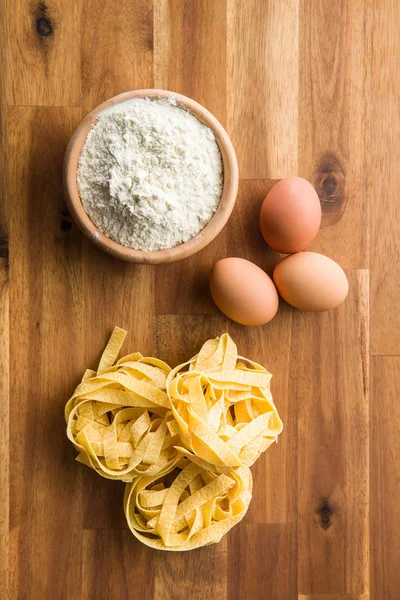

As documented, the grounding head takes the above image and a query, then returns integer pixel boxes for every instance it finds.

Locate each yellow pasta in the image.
[65,327,180,481]
[166,333,283,470]
[124,458,252,551]
[65,328,283,551]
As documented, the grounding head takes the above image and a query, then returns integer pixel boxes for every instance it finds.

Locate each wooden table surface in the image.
[1,1,399,599]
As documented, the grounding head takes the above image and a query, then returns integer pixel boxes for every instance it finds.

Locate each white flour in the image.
[77,98,223,251]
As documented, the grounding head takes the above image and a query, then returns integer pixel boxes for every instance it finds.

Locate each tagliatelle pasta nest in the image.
[65,327,283,551]
[167,333,283,470]
[65,328,180,482]
[124,458,252,550]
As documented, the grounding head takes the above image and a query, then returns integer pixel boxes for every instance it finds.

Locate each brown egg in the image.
[209,258,279,326]
[273,252,349,312]
[260,177,321,253]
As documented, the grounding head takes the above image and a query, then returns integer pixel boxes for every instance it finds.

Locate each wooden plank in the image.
[227,0,299,178]
[157,312,296,598]
[6,0,81,106]
[370,357,400,600]
[156,180,280,315]
[298,594,370,600]
[228,524,297,599]
[294,270,369,596]
[78,0,156,530]
[154,539,228,600]
[0,261,9,600]
[157,314,231,366]
[153,0,227,125]
[299,0,366,268]
[79,0,156,370]
[0,0,7,249]
[0,5,9,596]
[82,471,127,530]
[153,0,229,319]
[80,257,155,529]
[242,305,296,525]
[82,530,154,600]
[8,106,84,599]
[81,0,153,112]
[157,310,295,525]
[366,0,400,355]
[82,259,156,363]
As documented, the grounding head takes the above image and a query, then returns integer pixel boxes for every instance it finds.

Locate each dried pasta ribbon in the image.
[166,333,283,469]
[65,328,283,551]
[65,327,180,482]
[124,458,252,551]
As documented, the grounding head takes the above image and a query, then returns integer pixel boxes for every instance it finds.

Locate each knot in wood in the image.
[314,154,346,226]
[316,499,334,530]
[0,236,8,259]
[36,16,53,37]
[35,3,54,37]
[321,174,338,199]
[60,218,72,232]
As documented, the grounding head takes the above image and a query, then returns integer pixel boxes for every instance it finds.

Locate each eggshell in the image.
[209,258,279,326]
[260,177,321,253]
[273,252,348,312]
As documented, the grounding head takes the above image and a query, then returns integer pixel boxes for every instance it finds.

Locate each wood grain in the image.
[0,0,7,248]
[81,0,153,112]
[298,596,369,600]
[366,0,400,355]
[83,530,154,600]
[154,0,227,125]
[294,270,369,596]
[299,0,367,269]
[8,107,84,599]
[237,307,296,525]
[154,538,228,600]
[370,357,400,600]
[80,257,156,529]
[82,470,127,530]
[228,524,297,599]
[0,5,8,596]
[0,261,9,600]
[6,0,81,106]
[227,0,299,178]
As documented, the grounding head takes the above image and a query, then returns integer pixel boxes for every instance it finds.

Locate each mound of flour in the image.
[77,97,223,251]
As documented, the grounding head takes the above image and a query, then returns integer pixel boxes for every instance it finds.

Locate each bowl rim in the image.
[63,89,239,264]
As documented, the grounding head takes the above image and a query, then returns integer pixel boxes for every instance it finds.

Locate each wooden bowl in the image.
[64,89,239,264]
